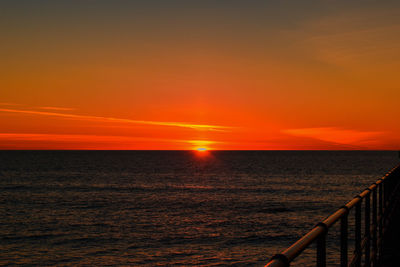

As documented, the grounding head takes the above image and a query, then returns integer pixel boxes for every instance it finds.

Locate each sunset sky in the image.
[1,0,400,150]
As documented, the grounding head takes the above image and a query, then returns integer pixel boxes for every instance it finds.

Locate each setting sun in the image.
[196,147,207,151]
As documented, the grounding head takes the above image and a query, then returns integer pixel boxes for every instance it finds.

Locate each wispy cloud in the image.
[296,9,400,69]
[0,102,22,106]
[0,133,172,142]
[283,127,384,146]
[0,133,223,149]
[0,108,232,131]
[37,106,76,111]
[186,139,220,148]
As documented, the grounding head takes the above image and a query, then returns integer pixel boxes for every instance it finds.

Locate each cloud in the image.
[282,127,384,146]
[37,106,76,111]
[0,133,222,149]
[0,108,232,131]
[297,9,400,69]
[186,139,221,148]
[0,133,172,142]
[0,102,22,106]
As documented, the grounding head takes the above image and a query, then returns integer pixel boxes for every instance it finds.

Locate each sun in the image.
[194,147,210,158]
[188,140,214,153]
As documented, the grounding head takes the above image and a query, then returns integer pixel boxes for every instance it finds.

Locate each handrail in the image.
[265,163,400,267]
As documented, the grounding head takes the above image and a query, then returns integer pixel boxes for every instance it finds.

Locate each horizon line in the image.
[0,149,398,151]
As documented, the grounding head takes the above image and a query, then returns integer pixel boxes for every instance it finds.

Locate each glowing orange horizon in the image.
[0,105,399,150]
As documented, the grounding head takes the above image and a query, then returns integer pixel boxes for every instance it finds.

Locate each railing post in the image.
[378,183,383,262]
[317,234,326,267]
[365,192,371,267]
[355,200,362,267]
[340,211,348,267]
[372,188,377,266]
[383,179,387,212]
[316,222,328,267]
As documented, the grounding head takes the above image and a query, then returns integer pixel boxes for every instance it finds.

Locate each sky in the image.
[1,0,400,150]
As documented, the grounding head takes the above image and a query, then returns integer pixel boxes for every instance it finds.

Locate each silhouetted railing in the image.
[265,164,400,267]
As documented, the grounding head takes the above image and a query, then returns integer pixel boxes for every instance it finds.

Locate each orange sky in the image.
[1,1,400,150]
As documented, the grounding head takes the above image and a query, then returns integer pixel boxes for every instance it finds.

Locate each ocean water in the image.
[0,151,398,266]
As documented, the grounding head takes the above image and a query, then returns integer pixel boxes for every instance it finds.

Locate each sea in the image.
[0,151,398,266]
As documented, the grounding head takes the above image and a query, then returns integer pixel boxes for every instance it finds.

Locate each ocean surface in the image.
[0,151,398,266]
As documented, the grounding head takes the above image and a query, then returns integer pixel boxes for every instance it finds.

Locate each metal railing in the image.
[265,164,400,267]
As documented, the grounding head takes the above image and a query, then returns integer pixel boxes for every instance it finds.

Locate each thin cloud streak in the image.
[0,108,232,131]
[37,106,76,111]
[282,127,384,146]
[0,133,177,142]
[0,133,223,148]
[0,102,22,106]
